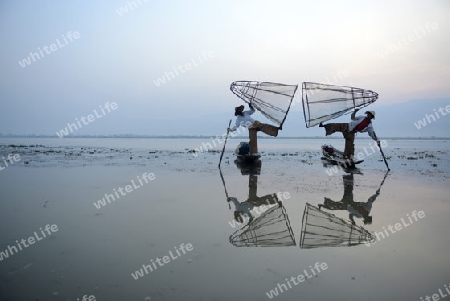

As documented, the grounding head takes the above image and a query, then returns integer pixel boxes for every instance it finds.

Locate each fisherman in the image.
[228,104,280,155]
[319,109,380,162]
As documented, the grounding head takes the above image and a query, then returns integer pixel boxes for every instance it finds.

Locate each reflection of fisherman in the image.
[228,104,280,155]
[228,175,279,224]
[320,109,380,161]
[319,174,380,225]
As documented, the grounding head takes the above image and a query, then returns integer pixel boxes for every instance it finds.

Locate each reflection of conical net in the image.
[300,203,373,249]
[230,203,296,247]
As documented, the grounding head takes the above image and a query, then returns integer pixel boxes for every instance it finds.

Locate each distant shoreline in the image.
[0,135,449,140]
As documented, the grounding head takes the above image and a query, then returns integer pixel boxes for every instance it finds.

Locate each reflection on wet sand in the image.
[299,203,373,249]
[319,171,389,225]
[300,172,389,249]
[221,161,296,247]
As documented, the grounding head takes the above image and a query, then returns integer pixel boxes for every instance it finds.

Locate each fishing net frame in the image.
[302,82,378,128]
[230,81,299,128]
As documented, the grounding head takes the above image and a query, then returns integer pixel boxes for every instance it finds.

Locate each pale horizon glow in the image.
[0,0,449,136]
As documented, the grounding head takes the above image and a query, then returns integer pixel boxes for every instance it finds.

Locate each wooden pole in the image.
[218,119,232,168]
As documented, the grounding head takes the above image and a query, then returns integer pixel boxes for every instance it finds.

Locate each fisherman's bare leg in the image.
[258,123,279,137]
[249,175,257,199]
[324,123,354,160]
[249,120,279,137]
[342,174,354,203]
[249,193,279,206]
[248,121,279,154]
[323,123,348,136]
[249,128,258,154]
[343,131,355,159]
[323,197,347,210]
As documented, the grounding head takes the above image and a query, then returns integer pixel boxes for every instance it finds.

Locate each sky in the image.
[0,0,449,137]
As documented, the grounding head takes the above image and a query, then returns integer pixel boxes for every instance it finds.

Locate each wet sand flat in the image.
[0,138,449,301]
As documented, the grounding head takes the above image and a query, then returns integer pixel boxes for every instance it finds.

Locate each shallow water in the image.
[0,138,449,300]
